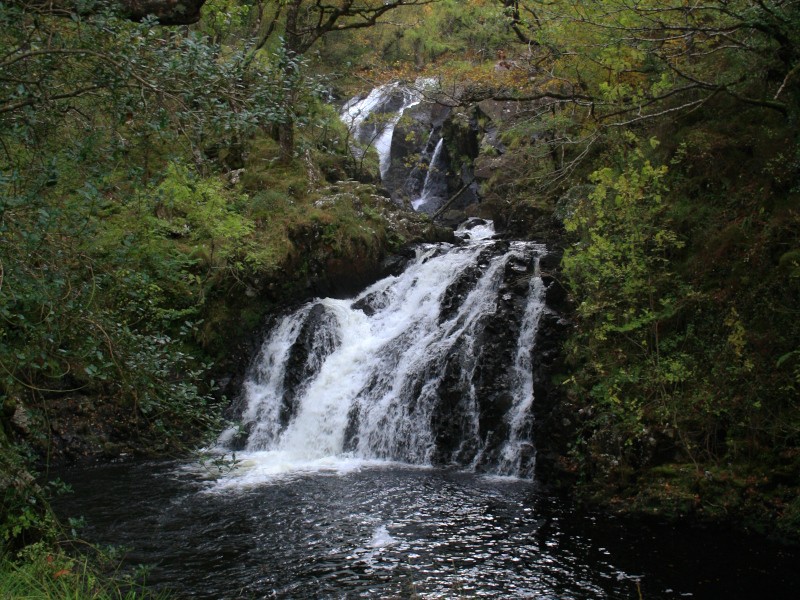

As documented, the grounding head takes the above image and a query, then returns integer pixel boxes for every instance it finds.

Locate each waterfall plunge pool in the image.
[51,224,800,598]
[52,459,800,599]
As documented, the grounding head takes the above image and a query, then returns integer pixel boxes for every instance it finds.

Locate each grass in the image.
[0,543,166,600]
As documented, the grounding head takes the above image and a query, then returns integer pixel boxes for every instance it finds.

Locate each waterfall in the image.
[219,221,549,481]
[411,137,447,213]
[340,81,430,179]
[495,257,546,475]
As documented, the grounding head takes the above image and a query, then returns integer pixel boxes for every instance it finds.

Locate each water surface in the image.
[53,459,799,599]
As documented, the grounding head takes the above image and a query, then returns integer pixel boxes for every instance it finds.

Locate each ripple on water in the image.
[51,461,800,600]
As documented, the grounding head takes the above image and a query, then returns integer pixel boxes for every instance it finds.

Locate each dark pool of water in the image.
[51,459,799,599]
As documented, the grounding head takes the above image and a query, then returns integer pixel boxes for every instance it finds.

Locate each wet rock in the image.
[383,99,452,204]
[282,304,341,426]
[352,288,391,317]
[11,404,32,435]
[379,246,417,277]
[226,422,254,452]
[440,108,480,210]
[342,404,361,453]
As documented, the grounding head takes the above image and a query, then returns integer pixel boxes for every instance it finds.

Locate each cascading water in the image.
[496,257,546,475]
[411,137,447,213]
[219,221,548,483]
[340,80,431,178]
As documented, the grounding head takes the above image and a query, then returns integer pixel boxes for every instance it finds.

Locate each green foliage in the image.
[557,105,800,536]
[0,160,222,439]
[0,546,163,599]
[152,163,255,267]
[399,0,513,63]
[563,136,679,336]
[0,4,299,169]
[0,3,323,442]
[562,135,695,468]
[1,432,56,553]
[197,0,251,43]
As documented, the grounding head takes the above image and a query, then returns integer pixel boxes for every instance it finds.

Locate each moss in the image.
[241,137,310,196]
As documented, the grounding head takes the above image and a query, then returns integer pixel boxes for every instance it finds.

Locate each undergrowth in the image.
[0,549,165,600]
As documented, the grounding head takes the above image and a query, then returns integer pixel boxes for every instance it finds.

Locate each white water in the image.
[411,137,446,211]
[217,222,548,486]
[455,218,497,241]
[369,524,398,549]
[496,256,547,475]
[340,79,435,179]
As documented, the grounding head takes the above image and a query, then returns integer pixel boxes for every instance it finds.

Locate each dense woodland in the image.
[1,0,799,595]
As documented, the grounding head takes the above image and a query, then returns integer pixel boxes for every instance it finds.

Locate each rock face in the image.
[226,220,563,479]
[439,107,481,207]
[377,93,558,227]
[428,242,536,469]
[529,250,575,487]
[384,100,482,220]
[280,304,341,427]
[382,98,452,204]
[343,83,484,220]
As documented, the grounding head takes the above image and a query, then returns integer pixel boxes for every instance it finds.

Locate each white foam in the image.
[216,227,548,487]
[201,452,434,492]
[455,219,496,241]
[369,525,398,548]
[206,452,381,491]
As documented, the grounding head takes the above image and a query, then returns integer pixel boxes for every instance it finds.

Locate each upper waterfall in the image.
[340,79,434,179]
[218,221,550,485]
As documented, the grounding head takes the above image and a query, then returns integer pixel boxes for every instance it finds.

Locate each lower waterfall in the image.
[218,221,548,481]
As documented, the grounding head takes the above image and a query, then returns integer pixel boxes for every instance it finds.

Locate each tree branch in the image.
[0,85,102,115]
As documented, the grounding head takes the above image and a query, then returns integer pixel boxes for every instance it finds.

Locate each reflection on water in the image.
[52,460,799,599]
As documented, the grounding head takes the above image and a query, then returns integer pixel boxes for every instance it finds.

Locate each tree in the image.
[493,0,799,118]
[0,1,290,440]
[446,0,799,194]
[0,1,295,159]
[242,0,436,161]
[561,135,692,465]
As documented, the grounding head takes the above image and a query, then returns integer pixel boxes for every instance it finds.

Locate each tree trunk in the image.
[276,0,303,164]
[278,119,295,164]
